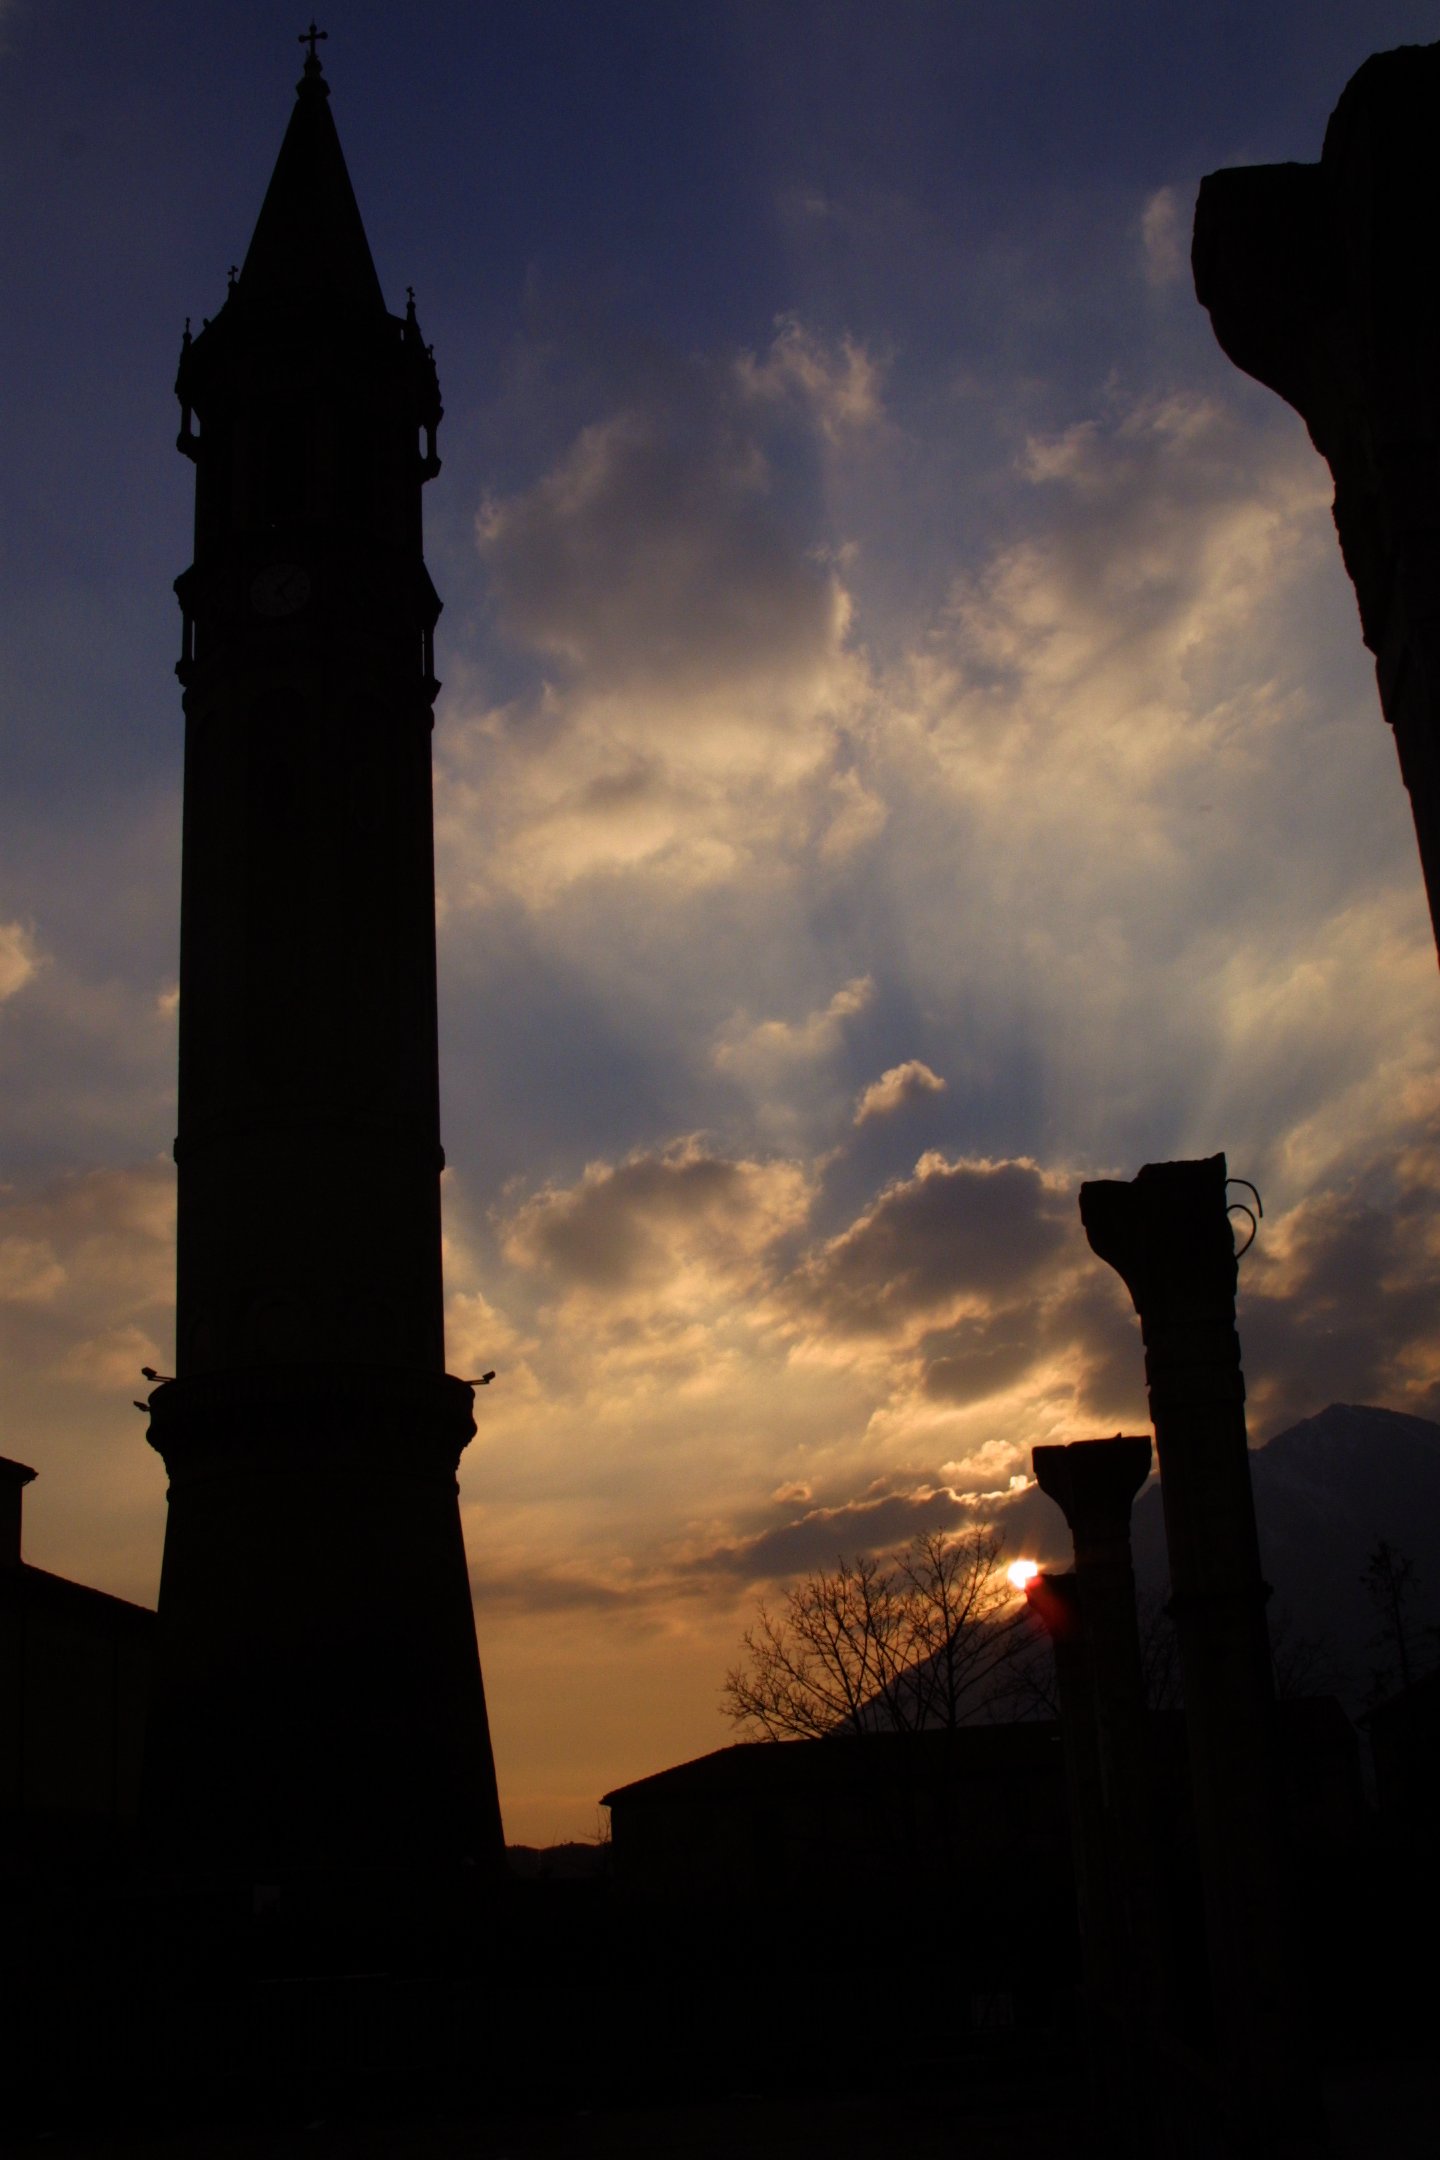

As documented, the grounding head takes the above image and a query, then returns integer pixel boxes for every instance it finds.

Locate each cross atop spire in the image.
[295,21,330,102]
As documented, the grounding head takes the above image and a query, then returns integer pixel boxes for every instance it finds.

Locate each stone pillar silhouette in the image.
[1030,1439,1172,2153]
[1194,42,1440,962]
[140,45,504,1919]
[1079,1156,1320,2151]
[1024,1572,1115,2006]
[1032,1438,1167,2004]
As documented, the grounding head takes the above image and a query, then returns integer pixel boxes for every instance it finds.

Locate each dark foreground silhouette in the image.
[8,34,1440,2159]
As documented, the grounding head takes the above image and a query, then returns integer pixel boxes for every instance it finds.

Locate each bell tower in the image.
[142,34,505,1909]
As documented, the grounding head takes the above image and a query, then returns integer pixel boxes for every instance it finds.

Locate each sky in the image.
[4,0,1440,1845]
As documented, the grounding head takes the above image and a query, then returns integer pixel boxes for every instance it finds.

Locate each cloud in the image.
[735,314,887,443]
[1235,1114,1440,1437]
[444,1282,536,1396]
[0,1161,175,1602]
[865,385,1432,1197]
[854,1059,946,1125]
[343,378,1440,1696]
[502,1136,812,1304]
[1140,185,1187,287]
[440,319,877,908]
[64,1321,165,1390]
[713,975,873,1084]
[472,1563,641,1617]
[688,1470,1068,1587]
[476,401,843,700]
[0,920,41,1003]
[818,766,888,859]
[784,1151,1071,1341]
[0,934,179,1174]
[0,1163,173,1365]
[919,1319,1036,1407]
[0,1234,66,1304]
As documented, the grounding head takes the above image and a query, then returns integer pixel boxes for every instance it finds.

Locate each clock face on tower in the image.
[250,563,312,618]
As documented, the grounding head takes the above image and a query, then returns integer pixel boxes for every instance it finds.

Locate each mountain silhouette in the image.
[1132,1403,1440,1706]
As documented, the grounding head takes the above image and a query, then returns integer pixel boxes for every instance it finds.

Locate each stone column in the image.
[1079,1155,1321,2153]
[1031,1439,1176,2155]
[1024,1572,1116,2009]
[1193,43,1440,962]
[1032,1437,1167,2012]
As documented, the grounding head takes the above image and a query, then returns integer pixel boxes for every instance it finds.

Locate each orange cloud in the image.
[854,1059,946,1125]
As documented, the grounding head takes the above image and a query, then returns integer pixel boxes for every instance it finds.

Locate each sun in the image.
[1006,1558,1040,1590]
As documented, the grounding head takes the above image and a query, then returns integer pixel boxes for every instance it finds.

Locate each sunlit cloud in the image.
[502,1135,813,1310]
[0,1161,174,1596]
[0,920,41,1003]
[438,318,878,913]
[431,357,1440,1791]
[734,314,888,443]
[854,1059,946,1126]
[713,976,873,1084]
[0,1233,66,1304]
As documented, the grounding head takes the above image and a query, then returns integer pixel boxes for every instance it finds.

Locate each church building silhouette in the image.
[139,30,505,1917]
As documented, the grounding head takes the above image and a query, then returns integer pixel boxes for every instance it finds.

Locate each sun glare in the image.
[1007,1558,1040,1590]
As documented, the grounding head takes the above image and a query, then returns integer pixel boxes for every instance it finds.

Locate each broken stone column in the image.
[1079,1156,1319,2151]
[1193,42,1440,959]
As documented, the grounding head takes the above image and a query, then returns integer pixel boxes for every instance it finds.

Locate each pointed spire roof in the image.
[238,39,387,320]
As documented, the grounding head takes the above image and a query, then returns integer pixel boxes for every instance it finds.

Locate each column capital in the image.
[1032,1435,1152,1556]
[1080,1154,1237,1330]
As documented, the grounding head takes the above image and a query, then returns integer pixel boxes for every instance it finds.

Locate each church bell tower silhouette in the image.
[142,31,505,1908]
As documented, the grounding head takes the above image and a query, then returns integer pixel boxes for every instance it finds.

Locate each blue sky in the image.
[5,0,1440,1840]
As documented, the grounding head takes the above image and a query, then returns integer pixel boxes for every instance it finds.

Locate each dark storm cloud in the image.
[784,1152,1070,1339]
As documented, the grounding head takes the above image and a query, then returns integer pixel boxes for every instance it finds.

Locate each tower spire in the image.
[235,25,383,318]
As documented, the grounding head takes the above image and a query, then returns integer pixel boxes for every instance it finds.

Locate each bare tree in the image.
[1137,1587,1182,1711]
[1362,1538,1436,1702]
[1268,1603,1337,1702]
[720,1527,1028,1739]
